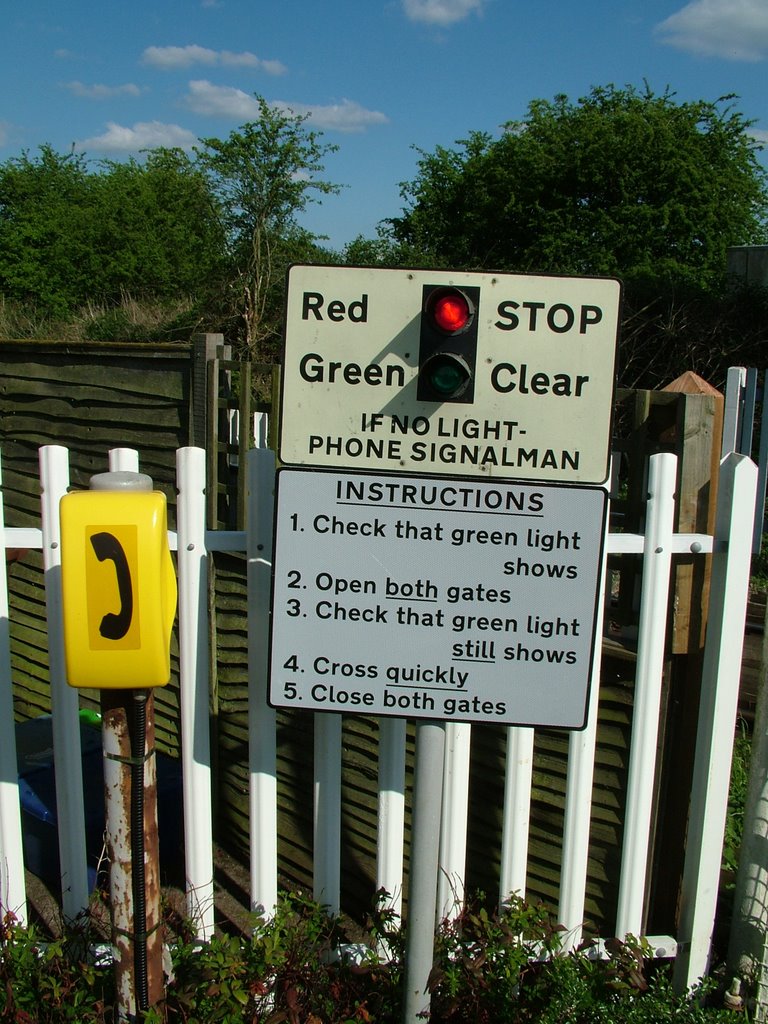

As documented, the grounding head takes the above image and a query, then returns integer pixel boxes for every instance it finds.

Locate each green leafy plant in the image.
[750,533,768,592]
[427,894,563,1022]
[166,889,402,1024]
[524,947,738,1024]
[723,725,753,878]
[0,891,749,1022]
[0,911,112,1023]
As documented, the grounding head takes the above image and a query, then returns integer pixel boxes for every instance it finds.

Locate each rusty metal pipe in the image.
[102,689,163,1022]
[131,692,149,1012]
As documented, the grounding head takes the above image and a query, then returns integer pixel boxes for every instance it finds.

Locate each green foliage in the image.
[722,727,753,877]
[750,533,768,592]
[617,279,768,389]
[3,83,765,375]
[0,146,224,320]
[428,894,564,1022]
[195,97,341,357]
[0,146,94,318]
[0,100,340,348]
[88,149,226,306]
[0,893,745,1022]
[0,911,112,1022]
[196,97,338,253]
[352,84,768,388]
[167,889,402,1024]
[81,296,202,343]
[522,944,737,1023]
[386,84,768,294]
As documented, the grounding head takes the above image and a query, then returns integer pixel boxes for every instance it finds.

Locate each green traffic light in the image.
[425,352,471,398]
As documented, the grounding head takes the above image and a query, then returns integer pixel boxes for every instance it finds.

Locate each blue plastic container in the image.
[16,715,184,893]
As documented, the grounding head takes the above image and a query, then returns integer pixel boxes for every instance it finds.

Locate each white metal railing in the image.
[0,440,757,995]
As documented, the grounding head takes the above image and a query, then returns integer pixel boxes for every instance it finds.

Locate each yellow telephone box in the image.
[60,478,177,689]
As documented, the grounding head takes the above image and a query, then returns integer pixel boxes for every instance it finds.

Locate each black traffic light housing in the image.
[417,284,480,404]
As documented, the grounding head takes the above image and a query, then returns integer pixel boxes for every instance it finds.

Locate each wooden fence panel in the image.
[2,346,749,964]
[0,340,199,750]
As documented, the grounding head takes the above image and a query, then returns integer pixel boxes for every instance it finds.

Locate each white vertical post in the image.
[0,454,27,923]
[728,619,768,983]
[247,446,278,916]
[437,721,471,919]
[404,720,446,1024]
[377,717,406,916]
[176,446,215,940]
[499,726,534,902]
[39,445,90,919]
[615,452,677,938]
[675,453,758,991]
[314,713,342,913]
[558,541,609,948]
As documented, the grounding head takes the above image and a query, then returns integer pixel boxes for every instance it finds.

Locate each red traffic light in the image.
[427,289,473,334]
[418,284,479,404]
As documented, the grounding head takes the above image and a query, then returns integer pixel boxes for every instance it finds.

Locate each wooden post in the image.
[191,333,226,450]
[662,372,724,655]
[646,373,724,934]
[610,374,724,934]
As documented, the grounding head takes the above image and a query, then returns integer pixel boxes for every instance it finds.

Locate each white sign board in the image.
[279,265,621,485]
[269,469,607,728]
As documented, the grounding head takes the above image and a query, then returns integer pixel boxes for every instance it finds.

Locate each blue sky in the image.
[1,0,767,251]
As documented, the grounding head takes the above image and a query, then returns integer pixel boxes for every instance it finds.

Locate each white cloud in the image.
[185,80,389,133]
[142,44,286,74]
[656,0,768,60]
[402,0,484,26]
[748,127,768,147]
[186,80,262,118]
[77,121,197,152]
[64,81,142,99]
[275,99,389,134]
[255,58,288,76]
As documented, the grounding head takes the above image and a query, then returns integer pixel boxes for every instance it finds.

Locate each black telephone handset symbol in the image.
[90,532,134,640]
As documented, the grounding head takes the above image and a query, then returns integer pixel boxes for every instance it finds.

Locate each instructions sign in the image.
[269,469,607,728]
[279,265,621,484]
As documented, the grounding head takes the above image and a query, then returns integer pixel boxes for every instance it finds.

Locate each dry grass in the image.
[0,293,203,343]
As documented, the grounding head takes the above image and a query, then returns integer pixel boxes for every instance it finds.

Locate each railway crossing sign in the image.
[269,468,607,728]
[279,264,621,485]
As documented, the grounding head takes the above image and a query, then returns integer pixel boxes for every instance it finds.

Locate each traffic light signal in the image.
[417,284,480,404]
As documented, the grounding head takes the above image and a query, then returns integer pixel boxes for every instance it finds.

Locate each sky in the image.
[1,0,767,252]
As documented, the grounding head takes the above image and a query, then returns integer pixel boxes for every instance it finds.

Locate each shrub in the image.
[0,893,748,1022]
[0,911,112,1022]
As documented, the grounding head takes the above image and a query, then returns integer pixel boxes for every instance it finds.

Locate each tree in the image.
[0,145,225,321]
[196,96,341,357]
[354,85,768,387]
[91,149,225,305]
[0,145,94,317]
[383,85,768,294]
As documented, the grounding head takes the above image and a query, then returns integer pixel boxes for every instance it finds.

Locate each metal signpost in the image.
[271,264,621,1024]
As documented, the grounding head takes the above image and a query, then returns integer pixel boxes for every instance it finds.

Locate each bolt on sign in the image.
[279,265,622,484]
